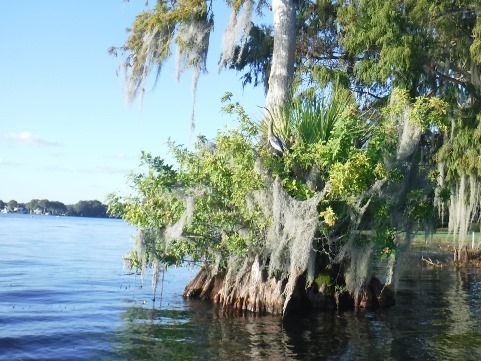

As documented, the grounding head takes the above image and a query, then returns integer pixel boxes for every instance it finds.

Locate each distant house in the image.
[1,207,12,214]
[14,206,28,214]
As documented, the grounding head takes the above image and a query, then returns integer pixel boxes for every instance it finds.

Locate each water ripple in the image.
[3,214,481,360]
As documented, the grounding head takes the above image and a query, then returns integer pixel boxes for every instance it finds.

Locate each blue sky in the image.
[0,1,266,204]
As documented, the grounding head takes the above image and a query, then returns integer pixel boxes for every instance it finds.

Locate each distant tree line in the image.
[0,199,111,218]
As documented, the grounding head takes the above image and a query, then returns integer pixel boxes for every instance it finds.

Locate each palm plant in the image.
[292,92,347,145]
[259,88,354,148]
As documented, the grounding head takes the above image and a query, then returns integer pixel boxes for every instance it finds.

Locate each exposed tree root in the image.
[183,264,395,317]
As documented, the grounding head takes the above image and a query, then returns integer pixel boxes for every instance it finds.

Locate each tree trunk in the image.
[265,0,296,110]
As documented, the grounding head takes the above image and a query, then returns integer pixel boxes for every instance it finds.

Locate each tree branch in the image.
[434,59,471,80]
[423,61,467,86]
[296,43,354,63]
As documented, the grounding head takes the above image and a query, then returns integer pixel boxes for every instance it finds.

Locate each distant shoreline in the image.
[0,199,111,218]
[0,212,119,220]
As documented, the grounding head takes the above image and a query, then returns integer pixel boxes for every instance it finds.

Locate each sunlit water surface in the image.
[1,214,481,360]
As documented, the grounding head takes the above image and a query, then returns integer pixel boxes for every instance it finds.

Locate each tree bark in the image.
[265,0,296,110]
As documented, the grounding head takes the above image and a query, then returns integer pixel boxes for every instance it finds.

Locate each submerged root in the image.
[184,263,396,316]
[352,277,396,311]
[184,260,285,315]
[453,246,481,268]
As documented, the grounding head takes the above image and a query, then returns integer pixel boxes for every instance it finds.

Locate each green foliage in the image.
[436,120,481,182]
[338,0,422,88]
[68,200,109,218]
[438,186,451,203]
[259,88,377,201]
[111,0,481,299]
[328,151,374,199]
[471,17,481,63]
[220,92,259,139]
[371,204,396,259]
[314,272,332,287]
[113,87,447,305]
[384,89,410,117]
[320,206,337,227]
[281,177,316,200]
[226,24,273,90]
[113,152,184,228]
[407,189,434,224]
[111,98,269,268]
[335,0,480,105]
[411,97,449,131]
[112,92,300,265]
[383,88,449,131]
[313,272,335,295]
[111,0,213,104]
[261,87,359,150]
[291,93,343,145]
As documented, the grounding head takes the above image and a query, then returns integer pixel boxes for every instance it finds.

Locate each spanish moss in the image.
[219,0,254,69]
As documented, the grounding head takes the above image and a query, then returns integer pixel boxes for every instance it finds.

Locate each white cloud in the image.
[1,131,61,146]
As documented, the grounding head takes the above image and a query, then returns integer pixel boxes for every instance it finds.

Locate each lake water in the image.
[1,214,481,360]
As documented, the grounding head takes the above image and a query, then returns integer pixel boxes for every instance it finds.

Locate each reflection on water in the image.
[113,262,481,360]
[2,214,481,360]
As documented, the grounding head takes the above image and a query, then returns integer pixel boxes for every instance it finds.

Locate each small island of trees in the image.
[0,199,109,218]
[108,0,481,318]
